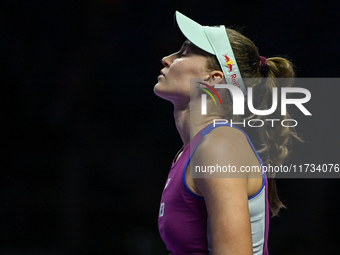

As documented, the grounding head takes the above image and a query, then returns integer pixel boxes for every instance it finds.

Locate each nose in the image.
[161,54,172,67]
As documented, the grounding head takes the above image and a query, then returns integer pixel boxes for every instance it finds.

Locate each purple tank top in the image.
[158,123,269,255]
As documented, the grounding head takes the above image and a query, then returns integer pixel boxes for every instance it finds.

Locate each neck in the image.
[173,103,222,148]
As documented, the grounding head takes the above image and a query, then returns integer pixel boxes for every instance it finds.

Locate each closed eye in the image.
[177,49,188,58]
[176,41,191,58]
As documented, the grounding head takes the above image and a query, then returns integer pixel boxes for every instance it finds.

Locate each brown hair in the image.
[205,28,301,216]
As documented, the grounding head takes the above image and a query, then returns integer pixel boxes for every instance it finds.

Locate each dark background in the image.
[1,0,339,254]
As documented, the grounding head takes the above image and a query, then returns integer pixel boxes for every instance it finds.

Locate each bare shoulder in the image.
[194,125,253,165]
[190,126,250,189]
[211,125,249,144]
[190,125,262,197]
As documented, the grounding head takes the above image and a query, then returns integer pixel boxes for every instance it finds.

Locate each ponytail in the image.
[257,57,302,216]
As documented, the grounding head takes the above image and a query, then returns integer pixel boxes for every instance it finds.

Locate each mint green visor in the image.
[174,11,247,99]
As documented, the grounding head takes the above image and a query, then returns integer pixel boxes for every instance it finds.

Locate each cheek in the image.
[168,58,207,83]
[168,63,186,81]
[174,62,202,77]
[185,59,207,77]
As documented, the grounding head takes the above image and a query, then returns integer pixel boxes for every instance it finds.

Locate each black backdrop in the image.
[1,0,339,254]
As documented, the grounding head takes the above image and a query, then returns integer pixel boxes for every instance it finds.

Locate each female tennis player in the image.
[154,11,299,255]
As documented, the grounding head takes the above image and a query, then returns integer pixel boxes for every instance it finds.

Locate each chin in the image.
[154,85,169,101]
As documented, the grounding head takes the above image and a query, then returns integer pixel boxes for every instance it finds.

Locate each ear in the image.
[202,71,224,86]
[212,71,224,83]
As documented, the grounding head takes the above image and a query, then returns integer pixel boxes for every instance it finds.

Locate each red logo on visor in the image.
[223,54,233,72]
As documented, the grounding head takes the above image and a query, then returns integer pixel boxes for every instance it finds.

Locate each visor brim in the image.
[174,11,215,55]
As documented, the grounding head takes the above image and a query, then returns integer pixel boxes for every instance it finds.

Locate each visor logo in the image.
[223,54,233,72]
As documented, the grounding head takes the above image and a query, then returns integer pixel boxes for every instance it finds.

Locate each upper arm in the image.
[191,130,253,255]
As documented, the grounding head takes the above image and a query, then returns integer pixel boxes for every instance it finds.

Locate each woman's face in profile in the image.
[154,40,210,104]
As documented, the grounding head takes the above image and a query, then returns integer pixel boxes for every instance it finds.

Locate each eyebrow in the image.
[183,40,192,49]
[181,40,205,55]
[183,40,191,47]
